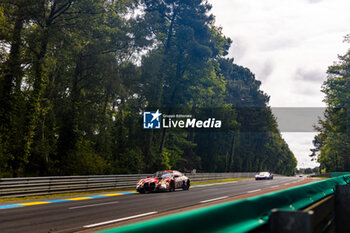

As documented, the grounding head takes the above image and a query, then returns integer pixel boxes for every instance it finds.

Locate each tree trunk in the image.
[20,27,50,177]
[149,8,177,160]
[227,134,235,172]
[0,14,23,132]
[184,102,196,169]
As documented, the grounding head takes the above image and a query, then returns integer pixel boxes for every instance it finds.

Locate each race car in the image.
[136,170,190,193]
[255,172,273,180]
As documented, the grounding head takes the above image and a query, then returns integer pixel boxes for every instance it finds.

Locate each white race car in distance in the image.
[255,172,273,180]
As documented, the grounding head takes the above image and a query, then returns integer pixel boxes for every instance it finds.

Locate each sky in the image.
[208,0,350,168]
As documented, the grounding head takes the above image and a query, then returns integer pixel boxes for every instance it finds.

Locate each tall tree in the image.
[141,0,231,168]
[312,39,350,171]
[0,0,297,177]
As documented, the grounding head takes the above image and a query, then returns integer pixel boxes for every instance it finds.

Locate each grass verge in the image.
[191,177,249,184]
[312,176,329,180]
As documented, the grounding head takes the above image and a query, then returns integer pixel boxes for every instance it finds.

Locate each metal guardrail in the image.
[254,195,336,233]
[0,172,257,198]
[96,175,350,233]
[312,172,350,178]
[250,185,350,233]
[266,185,350,233]
[187,172,258,182]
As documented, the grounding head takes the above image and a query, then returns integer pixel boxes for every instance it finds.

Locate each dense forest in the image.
[0,0,297,177]
[311,36,350,172]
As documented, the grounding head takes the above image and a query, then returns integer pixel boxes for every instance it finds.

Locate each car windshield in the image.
[259,172,269,175]
[152,171,172,178]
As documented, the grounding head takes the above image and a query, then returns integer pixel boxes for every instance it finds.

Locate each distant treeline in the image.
[311,35,350,171]
[0,0,296,177]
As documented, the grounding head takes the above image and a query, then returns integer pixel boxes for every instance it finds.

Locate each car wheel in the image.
[138,189,145,194]
[182,180,190,190]
[170,180,175,192]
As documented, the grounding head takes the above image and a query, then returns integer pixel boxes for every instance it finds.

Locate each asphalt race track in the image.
[0,176,305,233]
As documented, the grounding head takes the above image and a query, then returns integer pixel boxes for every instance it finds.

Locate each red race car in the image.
[136,170,190,193]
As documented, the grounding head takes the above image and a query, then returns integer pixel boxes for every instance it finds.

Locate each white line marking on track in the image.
[271,185,279,188]
[285,183,291,185]
[247,189,261,193]
[69,201,119,209]
[199,196,229,203]
[83,212,158,228]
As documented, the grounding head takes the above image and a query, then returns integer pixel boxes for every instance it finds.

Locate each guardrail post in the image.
[48,177,51,194]
[269,209,313,233]
[86,176,89,190]
[335,184,350,233]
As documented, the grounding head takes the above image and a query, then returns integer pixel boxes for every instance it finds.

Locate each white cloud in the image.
[295,68,325,82]
[282,133,319,168]
[308,0,324,3]
[209,0,350,168]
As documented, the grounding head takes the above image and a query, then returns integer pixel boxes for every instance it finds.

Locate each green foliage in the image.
[112,148,144,174]
[312,44,350,172]
[66,140,109,175]
[0,0,297,177]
